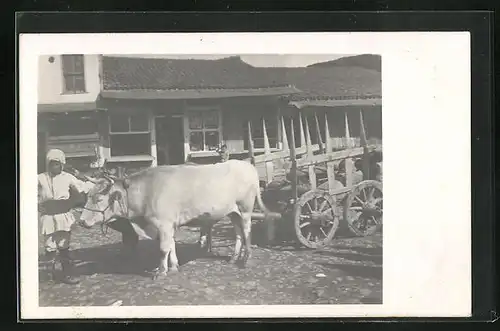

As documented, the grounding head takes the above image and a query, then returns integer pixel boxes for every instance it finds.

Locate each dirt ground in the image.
[38,216,382,306]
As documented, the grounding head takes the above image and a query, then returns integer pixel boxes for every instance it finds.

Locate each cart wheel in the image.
[344,180,383,237]
[294,190,340,249]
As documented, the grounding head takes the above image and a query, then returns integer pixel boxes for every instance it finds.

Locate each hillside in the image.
[308,54,381,72]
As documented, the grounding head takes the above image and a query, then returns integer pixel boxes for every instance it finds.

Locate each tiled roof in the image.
[101,56,381,100]
[102,56,291,90]
[260,66,381,101]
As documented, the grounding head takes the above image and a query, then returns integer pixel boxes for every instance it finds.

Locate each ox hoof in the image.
[170,267,179,273]
[228,256,239,264]
[152,272,168,281]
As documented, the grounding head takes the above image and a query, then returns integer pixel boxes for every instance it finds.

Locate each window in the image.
[243,113,279,150]
[62,55,86,93]
[48,114,98,137]
[187,110,222,152]
[109,114,151,156]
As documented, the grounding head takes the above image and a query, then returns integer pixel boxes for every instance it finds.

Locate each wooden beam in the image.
[344,111,353,187]
[289,117,298,202]
[281,116,289,151]
[304,115,313,158]
[359,109,370,180]
[247,120,255,165]
[296,146,375,168]
[314,113,324,153]
[324,112,332,153]
[262,117,274,184]
[251,144,322,164]
[326,161,336,196]
[299,113,306,148]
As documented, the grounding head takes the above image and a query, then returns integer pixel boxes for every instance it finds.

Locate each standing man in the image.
[38,149,95,284]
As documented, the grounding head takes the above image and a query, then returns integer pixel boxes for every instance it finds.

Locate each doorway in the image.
[155,116,185,165]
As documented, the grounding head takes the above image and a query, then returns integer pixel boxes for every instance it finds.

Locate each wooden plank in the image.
[281,116,289,151]
[251,212,282,221]
[344,111,351,147]
[359,109,370,180]
[296,146,371,168]
[304,116,313,158]
[262,117,274,184]
[251,144,321,164]
[308,165,317,190]
[344,111,353,187]
[326,161,336,196]
[299,114,306,148]
[289,117,298,203]
[314,113,324,153]
[324,112,332,153]
[247,120,255,165]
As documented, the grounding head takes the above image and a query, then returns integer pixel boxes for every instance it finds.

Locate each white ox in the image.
[79,160,270,278]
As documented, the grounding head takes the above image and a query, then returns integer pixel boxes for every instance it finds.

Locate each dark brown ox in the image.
[79,160,270,278]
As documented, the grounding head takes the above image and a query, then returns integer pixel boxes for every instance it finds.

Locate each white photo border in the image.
[20,32,471,319]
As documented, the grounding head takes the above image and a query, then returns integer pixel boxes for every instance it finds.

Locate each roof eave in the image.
[37,102,99,113]
[101,86,302,100]
[289,97,382,109]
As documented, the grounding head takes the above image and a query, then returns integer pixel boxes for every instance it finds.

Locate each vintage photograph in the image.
[36,53,383,307]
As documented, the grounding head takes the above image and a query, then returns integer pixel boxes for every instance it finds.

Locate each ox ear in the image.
[122,178,130,189]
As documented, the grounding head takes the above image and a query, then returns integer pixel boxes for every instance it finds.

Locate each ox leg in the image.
[168,237,179,273]
[207,226,213,253]
[199,226,211,254]
[153,224,177,279]
[241,212,253,266]
[229,216,244,264]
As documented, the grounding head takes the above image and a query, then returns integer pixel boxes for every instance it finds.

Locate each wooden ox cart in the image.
[246,107,383,249]
[88,106,382,250]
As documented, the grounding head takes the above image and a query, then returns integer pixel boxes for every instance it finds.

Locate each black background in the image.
[11,6,495,328]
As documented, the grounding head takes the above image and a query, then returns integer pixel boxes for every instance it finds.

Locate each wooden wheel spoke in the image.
[361,188,367,201]
[367,187,375,200]
[306,232,312,241]
[319,227,328,237]
[305,202,313,213]
[318,199,329,212]
[299,221,311,229]
[354,196,365,205]
[312,197,319,211]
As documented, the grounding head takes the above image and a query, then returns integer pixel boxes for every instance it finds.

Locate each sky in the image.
[108,54,354,68]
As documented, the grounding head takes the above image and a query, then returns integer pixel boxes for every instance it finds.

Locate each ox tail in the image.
[255,185,271,217]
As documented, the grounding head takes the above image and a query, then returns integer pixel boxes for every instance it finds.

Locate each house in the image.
[37,54,102,173]
[96,56,302,172]
[37,54,382,176]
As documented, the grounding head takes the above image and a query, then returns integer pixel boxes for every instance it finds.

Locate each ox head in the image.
[79,174,130,228]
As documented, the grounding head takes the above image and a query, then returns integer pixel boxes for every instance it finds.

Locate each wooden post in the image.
[263,116,275,244]
[247,120,255,165]
[289,117,297,203]
[324,113,336,195]
[359,109,370,180]
[281,116,289,152]
[344,111,353,188]
[299,113,306,148]
[150,115,157,167]
[314,113,324,153]
[304,116,316,190]
[324,112,332,153]
[262,117,274,184]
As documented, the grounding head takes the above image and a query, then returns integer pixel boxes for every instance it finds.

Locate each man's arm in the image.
[68,173,95,194]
